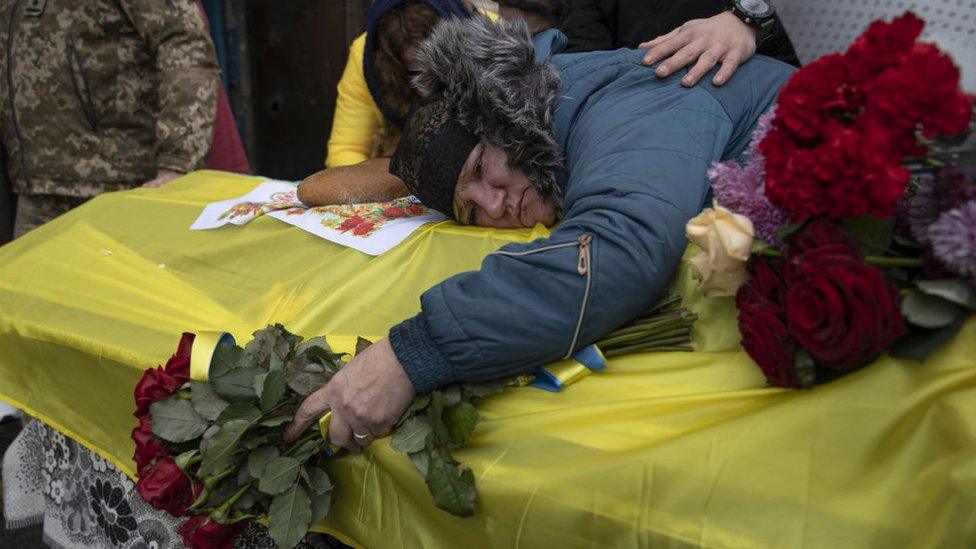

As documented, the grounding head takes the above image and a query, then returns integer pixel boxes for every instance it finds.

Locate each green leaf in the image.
[841,216,893,255]
[425,449,476,517]
[407,394,431,414]
[207,476,240,508]
[309,489,332,525]
[149,398,209,443]
[426,392,450,445]
[915,279,976,309]
[889,318,967,361]
[259,414,294,428]
[775,219,808,242]
[199,419,250,476]
[355,337,373,356]
[247,324,303,367]
[174,449,198,471]
[793,349,817,389]
[211,367,260,400]
[233,489,258,512]
[248,446,280,478]
[902,289,965,328]
[258,457,303,495]
[268,484,312,549]
[444,402,480,447]
[391,417,433,454]
[284,357,330,396]
[296,336,331,357]
[260,369,287,412]
[291,438,323,462]
[242,434,273,450]
[409,450,430,477]
[216,402,262,425]
[252,372,267,398]
[190,380,229,421]
[304,466,333,494]
[210,343,252,378]
[269,352,285,372]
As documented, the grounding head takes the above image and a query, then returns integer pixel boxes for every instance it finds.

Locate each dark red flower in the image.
[846,12,924,82]
[136,458,198,517]
[862,43,971,143]
[165,332,195,383]
[132,415,169,477]
[785,224,906,370]
[179,515,247,549]
[735,258,800,388]
[384,206,407,218]
[788,218,858,255]
[134,366,185,418]
[771,53,859,142]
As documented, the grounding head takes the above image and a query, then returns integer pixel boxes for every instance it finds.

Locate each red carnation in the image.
[772,53,859,142]
[179,515,247,549]
[863,43,971,143]
[136,458,199,517]
[786,223,906,370]
[132,415,169,477]
[134,366,185,418]
[846,12,924,82]
[735,258,800,388]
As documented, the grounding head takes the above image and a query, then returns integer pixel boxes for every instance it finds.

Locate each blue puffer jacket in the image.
[390,29,794,393]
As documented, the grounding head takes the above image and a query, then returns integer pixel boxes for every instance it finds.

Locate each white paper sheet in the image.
[190,180,446,256]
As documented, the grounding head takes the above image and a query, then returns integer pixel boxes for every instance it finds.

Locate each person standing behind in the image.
[559,0,800,87]
[0,0,219,238]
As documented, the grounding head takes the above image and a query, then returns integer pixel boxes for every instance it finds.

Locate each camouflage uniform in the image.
[0,0,219,235]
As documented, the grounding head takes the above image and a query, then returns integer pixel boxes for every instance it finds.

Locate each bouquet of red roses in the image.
[687,12,976,388]
[132,325,505,548]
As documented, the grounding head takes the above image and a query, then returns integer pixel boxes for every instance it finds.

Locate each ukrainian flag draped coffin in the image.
[0,171,973,548]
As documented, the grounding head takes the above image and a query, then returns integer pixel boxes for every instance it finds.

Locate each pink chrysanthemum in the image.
[928,199,976,283]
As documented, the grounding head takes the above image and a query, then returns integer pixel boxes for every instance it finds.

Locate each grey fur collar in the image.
[413,15,564,210]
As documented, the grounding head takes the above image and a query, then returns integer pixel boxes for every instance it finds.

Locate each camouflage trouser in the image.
[13,194,89,239]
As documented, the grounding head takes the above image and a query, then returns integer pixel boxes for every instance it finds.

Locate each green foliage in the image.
[258,457,303,495]
[190,380,229,421]
[268,484,312,549]
[150,398,209,443]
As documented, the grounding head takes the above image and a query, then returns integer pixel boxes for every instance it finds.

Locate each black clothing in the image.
[558,0,800,67]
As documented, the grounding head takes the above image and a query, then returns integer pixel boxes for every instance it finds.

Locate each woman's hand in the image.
[639,11,757,87]
[283,338,417,452]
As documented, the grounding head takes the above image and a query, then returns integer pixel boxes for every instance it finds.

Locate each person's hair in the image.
[374,2,441,122]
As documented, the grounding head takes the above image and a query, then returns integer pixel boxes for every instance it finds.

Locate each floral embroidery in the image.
[318,198,429,237]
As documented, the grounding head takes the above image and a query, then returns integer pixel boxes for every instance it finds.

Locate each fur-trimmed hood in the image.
[412,15,564,209]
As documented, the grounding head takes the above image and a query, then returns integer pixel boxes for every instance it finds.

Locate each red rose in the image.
[167,332,195,382]
[735,258,800,388]
[136,458,198,516]
[179,515,247,549]
[384,206,406,218]
[353,221,375,235]
[789,218,857,255]
[132,415,169,477]
[134,366,184,418]
[786,224,906,370]
[846,12,924,82]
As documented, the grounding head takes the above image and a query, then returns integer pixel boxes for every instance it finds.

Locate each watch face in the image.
[738,0,773,18]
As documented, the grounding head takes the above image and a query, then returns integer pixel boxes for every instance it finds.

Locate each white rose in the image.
[686,205,755,296]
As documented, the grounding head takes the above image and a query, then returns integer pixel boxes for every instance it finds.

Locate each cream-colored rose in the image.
[686,205,755,296]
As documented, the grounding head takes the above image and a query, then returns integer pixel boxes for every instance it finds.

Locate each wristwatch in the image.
[728,0,778,47]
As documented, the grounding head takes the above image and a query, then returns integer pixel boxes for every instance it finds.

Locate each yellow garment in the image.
[0,171,973,548]
[325,10,498,168]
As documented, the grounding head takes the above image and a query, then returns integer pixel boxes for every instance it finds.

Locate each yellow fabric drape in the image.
[0,171,972,548]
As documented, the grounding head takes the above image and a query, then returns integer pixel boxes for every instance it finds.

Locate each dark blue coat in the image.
[390,29,794,392]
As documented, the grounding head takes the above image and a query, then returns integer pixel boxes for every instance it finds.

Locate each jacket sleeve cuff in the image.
[156,155,196,174]
[388,315,457,394]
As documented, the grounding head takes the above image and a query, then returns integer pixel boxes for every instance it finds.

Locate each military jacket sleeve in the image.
[118,0,219,173]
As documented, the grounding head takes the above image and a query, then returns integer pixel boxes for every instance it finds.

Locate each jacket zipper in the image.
[66,39,98,132]
[5,0,30,185]
[492,233,594,359]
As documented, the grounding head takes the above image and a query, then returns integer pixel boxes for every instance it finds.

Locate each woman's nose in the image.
[471,183,506,219]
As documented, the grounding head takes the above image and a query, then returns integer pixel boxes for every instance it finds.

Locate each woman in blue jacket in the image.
[286,16,794,450]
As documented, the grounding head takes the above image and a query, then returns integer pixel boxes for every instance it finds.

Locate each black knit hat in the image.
[389,95,480,218]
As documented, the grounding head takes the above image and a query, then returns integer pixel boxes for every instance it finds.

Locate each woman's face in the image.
[452,141,558,228]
